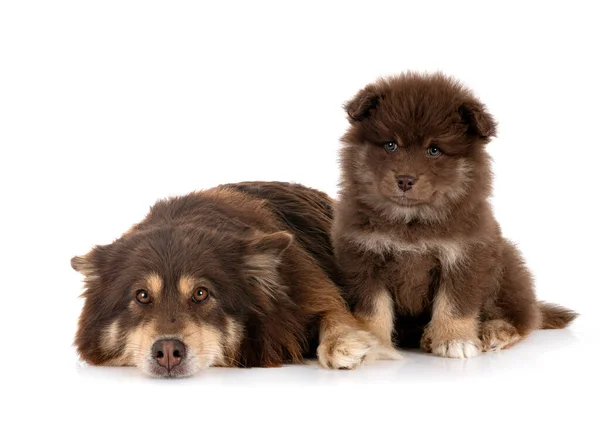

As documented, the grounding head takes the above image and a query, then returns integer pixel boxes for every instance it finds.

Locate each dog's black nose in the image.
[152,339,186,371]
[397,175,416,192]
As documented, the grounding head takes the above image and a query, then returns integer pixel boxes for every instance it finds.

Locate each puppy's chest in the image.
[358,234,467,314]
[383,250,438,315]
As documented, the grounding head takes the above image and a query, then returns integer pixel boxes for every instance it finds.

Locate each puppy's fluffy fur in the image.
[72,182,399,377]
[333,72,577,358]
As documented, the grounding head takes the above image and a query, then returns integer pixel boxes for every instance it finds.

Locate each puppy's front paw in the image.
[421,323,481,358]
[420,326,433,353]
[317,329,377,370]
[432,339,481,359]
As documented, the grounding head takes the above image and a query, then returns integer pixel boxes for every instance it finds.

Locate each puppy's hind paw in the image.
[480,319,521,352]
[317,329,378,370]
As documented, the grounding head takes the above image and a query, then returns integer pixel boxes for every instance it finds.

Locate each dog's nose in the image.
[152,339,186,371]
[397,175,416,192]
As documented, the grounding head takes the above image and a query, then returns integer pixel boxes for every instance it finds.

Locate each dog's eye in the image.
[135,289,152,305]
[192,287,209,303]
[384,141,398,152]
[426,146,443,158]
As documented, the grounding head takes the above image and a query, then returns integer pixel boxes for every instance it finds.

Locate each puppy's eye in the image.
[426,146,443,158]
[384,141,398,152]
[192,287,209,303]
[135,289,152,305]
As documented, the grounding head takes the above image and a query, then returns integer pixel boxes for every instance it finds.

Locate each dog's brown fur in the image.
[333,72,577,358]
[72,182,398,377]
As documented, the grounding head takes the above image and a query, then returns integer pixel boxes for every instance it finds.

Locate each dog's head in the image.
[341,72,496,222]
[72,225,292,378]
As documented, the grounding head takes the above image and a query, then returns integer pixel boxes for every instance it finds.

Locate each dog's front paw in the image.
[431,339,481,359]
[317,329,377,370]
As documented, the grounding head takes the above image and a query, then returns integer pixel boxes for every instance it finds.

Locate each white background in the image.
[1,1,598,421]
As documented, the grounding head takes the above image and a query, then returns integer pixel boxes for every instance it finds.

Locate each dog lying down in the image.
[72,182,401,377]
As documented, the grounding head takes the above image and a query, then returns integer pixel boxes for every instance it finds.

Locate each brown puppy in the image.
[72,182,399,377]
[333,72,577,358]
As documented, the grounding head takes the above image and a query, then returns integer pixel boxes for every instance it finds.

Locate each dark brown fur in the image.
[333,72,577,357]
[72,182,391,377]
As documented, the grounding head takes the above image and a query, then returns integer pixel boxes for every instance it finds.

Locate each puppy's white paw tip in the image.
[432,340,481,359]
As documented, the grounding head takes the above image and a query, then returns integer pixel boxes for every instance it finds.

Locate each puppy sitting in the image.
[72,182,399,377]
[333,72,577,358]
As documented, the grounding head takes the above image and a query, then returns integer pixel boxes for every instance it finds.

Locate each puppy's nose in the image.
[397,175,416,192]
[152,339,186,371]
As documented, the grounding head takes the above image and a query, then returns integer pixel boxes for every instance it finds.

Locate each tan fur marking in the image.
[99,320,133,367]
[184,321,225,370]
[178,275,201,297]
[217,317,243,367]
[224,317,243,353]
[430,289,479,339]
[126,322,157,363]
[146,273,163,297]
[358,289,395,345]
[422,289,481,358]
[103,321,157,368]
[102,320,121,352]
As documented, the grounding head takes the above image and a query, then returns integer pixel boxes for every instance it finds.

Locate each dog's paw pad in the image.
[432,339,481,359]
[317,329,376,370]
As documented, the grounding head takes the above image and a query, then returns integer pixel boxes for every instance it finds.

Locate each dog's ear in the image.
[71,254,95,277]
[459,100,497,140]
[246,231,293,260]
[243,231,293,301]
[71,244,112,283]
[344,85,382,122]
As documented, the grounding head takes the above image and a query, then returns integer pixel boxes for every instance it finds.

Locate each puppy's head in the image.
[72,226,292,378]
[341,72,496,222]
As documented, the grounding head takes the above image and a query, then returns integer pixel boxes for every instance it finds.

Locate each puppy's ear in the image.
[344,85,381,122]
[459,100,497,140]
